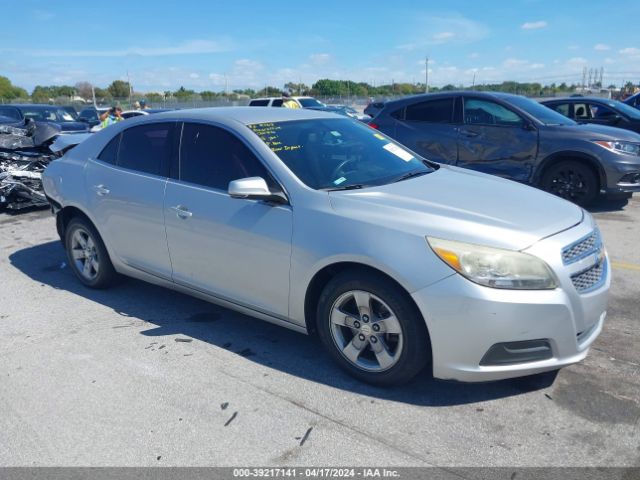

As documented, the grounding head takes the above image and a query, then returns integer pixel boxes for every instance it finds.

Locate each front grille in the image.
[571,261,605,293]
[562,230,600,265]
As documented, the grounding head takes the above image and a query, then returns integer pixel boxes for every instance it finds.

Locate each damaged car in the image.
[0,118,88,211]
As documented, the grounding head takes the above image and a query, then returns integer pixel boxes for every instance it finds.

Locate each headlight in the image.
[593,140,640,156]
[427,237,558,290]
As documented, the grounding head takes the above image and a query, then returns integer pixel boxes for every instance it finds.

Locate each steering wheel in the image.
[330,159,358,181]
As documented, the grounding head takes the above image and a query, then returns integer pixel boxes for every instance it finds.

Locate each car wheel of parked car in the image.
[65,217,119,289]
[316,269,430,386]
[541,161,598,206]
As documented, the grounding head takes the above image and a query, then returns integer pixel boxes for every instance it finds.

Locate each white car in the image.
[248,96,326,109]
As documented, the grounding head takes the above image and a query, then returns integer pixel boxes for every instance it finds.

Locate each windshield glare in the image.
[508,96,577,126]
[604,100,640,120]
[248,119,434,190]
[298,98,325,108]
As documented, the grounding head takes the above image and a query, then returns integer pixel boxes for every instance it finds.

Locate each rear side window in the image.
[118,123,174,176]
[179,123,272,190]
[0,106,21,119]
[98,134,121,164]
[249,100,269,106]
[405,98,454,123]
[271,99,283,107]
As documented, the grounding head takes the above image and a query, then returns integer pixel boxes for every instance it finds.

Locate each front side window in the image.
[573,103,591,119]
[179,123,271,190]
[298,98,325,108]
[271,99,284,107]
[405,98,454,123]
[118,122,174,176]
[464,98,524,127]
[248,118,435,190]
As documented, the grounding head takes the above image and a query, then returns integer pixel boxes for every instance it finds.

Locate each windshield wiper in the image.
[326,184,367,191]
[392,170,429,183]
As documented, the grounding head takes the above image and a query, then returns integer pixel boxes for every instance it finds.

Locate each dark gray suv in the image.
[370,92,640,205]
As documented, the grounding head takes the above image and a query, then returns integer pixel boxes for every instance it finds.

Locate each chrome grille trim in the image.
[571,259,606,293]
[562,230,601,265]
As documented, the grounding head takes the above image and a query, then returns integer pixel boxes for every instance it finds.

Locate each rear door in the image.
[84,122,177,279]
[457,97,538,182]
[388,96,459,164]
[163,122,292,317]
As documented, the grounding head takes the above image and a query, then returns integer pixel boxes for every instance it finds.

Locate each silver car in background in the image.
[42,108,609,385]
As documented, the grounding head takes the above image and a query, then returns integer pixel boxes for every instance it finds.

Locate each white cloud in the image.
[567,45,580,51]
[620,47,640,56]
[309,53,331,65]
[529,63,545,69]
[503,58,529,68]
[433,31,455,42]
[594,44,610,51]
[521,21,547,30]
[567,57,588,65]
[396,14,489,50]
[189,73,200,79]
[469,52,480,59]
[5,39,232,58]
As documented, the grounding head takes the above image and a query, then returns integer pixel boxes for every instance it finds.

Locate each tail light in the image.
[368,122,379,129]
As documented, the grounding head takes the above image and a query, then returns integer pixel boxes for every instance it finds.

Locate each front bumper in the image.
[603,156,640,193]
[412,219,610,382]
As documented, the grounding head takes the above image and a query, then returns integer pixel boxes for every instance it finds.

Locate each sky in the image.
[1,0,639,93]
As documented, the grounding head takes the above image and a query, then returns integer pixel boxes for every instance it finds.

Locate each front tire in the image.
[316,269,430,386]
[540,160,599,206]
[64,217,119,289]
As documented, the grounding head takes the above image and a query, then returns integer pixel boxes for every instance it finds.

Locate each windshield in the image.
[603,100,640,120]
[298,98,325,108]
[508,96,576,126]
[22,107,76,122]
[248,119,435,190]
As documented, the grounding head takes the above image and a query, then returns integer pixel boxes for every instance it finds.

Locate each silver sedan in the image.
[42,107,609,385]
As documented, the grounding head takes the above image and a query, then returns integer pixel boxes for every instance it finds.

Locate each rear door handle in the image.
[170,205,193,219]
[93,184,110,196]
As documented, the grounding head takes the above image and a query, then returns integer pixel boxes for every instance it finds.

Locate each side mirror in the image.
[610,114,623,124]
[228,177,287,204]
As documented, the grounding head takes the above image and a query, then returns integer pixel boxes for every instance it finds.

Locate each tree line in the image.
[1,75,638,104]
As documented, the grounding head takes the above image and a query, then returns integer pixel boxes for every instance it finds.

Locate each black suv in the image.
[370,91,640,205]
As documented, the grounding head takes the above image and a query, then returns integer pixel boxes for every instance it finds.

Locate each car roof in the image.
[382,90,525,108]
[542,97,615,102]
[7,104,63,109]
[149,106,343,124]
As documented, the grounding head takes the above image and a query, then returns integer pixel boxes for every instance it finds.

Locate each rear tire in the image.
[316,269,430,386]
[540,160,599,206]
[64,217,119,289]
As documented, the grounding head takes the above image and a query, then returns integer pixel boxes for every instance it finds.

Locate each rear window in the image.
[405,98,454,123]
[249,100,269,106]
[117,123,174,176]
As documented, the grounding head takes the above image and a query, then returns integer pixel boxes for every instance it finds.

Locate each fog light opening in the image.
[480,339,553,366]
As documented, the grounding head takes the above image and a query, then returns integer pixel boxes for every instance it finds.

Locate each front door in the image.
[457,97,538,182]
[164,122,292,318]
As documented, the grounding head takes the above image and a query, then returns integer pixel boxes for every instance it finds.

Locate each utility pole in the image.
[425,57,429,93]
[91,85,97,108]
[472,72,476,90]
[127,70,132,107]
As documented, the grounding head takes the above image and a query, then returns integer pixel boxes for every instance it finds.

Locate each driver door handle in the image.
[170,205,193,219]
[460,129,480,138]
[93,184,110,196]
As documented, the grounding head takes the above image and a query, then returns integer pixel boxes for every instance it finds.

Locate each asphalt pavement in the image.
[0,196,638,468]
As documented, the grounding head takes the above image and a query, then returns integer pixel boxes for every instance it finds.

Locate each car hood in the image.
[56,121,89,132]
[550,122,640,141]
[328,166,585,251]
